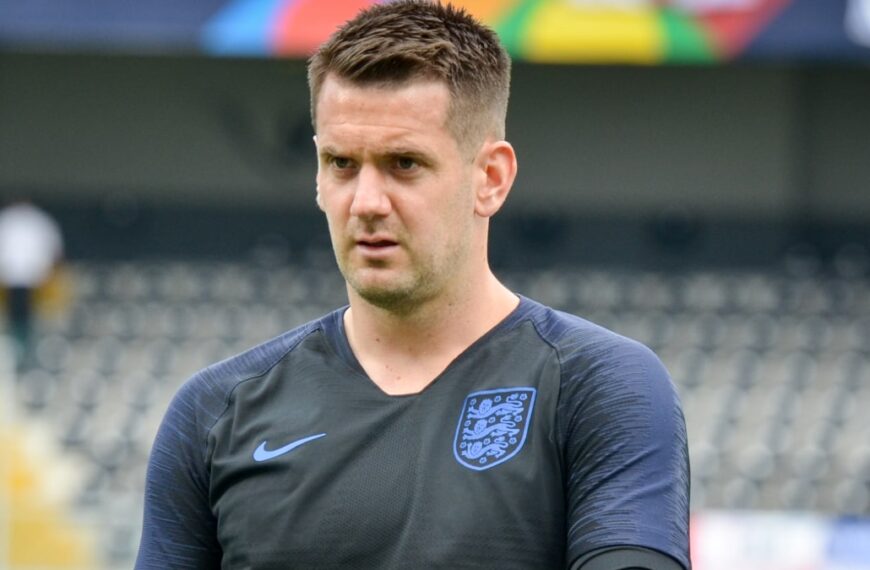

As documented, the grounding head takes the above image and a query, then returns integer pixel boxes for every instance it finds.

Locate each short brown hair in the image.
[308,0,511,151]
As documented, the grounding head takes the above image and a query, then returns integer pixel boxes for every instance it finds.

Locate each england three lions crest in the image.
[453,387,537,471]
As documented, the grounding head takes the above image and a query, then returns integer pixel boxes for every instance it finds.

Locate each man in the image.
[136,2,690,569]
[0,199,63,370]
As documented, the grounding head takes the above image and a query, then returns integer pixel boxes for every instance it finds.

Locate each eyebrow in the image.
[318,145,342,158]
[319,145,432,161]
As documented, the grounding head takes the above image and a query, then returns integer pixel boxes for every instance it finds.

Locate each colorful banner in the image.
[691,512,870,570]
[2,0,870,63]
[201,0,870,63]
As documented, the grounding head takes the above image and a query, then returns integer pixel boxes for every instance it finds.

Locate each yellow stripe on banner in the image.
[523,3,664,65]
[455,0,522,24]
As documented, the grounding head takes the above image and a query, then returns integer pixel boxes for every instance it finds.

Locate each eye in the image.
[395,156,418,170]
[331,156,353,169]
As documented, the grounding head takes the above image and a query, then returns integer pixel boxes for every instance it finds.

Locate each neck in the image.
[343,270,519,381]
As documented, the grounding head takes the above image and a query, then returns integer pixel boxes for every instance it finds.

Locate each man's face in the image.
[314,75,479,311]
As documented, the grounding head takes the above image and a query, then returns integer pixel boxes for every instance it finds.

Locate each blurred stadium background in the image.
[2,0,870,568]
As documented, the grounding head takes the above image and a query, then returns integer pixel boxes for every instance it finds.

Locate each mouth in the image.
[358,239,397,247]
[354,237,399,254]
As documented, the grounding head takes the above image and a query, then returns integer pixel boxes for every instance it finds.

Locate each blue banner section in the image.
[746,0,870,62]
[201,0,287,56]
[0,0,226,53]
[828,518,870,564]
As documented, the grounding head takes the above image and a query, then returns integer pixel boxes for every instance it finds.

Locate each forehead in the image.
[314,75,455,150]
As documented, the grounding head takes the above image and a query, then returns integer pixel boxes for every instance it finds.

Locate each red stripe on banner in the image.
[689,513,702,570]
[697,0,791,59]
[272,0,373,56]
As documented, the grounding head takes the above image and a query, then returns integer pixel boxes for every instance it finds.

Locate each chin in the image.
[343,263,439,312]
[352,279,433,313]
[356,283,411,305]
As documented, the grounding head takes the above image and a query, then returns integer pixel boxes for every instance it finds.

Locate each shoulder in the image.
[520,297,679,436]
[522,297,667,383]
[166,313,331,431]
[530,299,691,569]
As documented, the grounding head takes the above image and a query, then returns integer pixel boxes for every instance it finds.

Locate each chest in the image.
[208,342,566,569]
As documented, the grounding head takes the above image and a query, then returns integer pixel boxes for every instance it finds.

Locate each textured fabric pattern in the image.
[136,323,320,569]
[135,297,690,569]
[531,306,691,569]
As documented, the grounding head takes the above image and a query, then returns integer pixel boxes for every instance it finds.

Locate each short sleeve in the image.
[558,339,691,570]
[135,378,224,569]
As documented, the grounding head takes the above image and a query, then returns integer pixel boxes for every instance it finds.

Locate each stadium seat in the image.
[6,258,870,567]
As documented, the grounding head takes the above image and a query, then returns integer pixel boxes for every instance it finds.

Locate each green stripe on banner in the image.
[660,9,715,63]
[494,0,542,58]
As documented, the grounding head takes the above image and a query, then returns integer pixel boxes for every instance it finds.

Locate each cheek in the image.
[428,186,475,245]
[318,195,349,239]
[318,190,347,217]
[445,179,476,223]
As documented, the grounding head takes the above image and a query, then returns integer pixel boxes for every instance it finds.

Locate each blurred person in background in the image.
[0,198,63,371]
[136,2,690,569]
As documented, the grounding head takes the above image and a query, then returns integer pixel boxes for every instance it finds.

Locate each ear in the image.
[473,140,517,218]
[313,135,325,212]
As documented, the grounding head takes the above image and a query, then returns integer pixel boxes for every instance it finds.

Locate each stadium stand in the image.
[1,353,97,570]
[4,248,870,567]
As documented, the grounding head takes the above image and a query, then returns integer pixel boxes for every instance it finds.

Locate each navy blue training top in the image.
[136,296,691,569]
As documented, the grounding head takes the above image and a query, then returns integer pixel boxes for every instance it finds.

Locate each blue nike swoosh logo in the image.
[253,433,327,462]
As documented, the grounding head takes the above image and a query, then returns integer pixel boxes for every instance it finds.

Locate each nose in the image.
[349,165,392,219]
